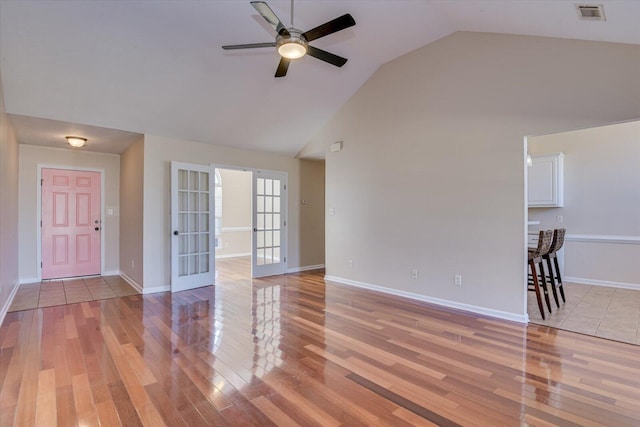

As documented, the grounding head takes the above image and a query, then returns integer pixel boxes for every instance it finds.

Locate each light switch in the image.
[329,208,335,216]
[107,208,114,215]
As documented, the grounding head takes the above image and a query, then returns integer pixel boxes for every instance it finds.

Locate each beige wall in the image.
[19,145,121,282]
[0,73,19,319]
[304,32,640,321]
[120,138,145,286]
[142,134,325,289]
[299,160,325,268]
[216,168,251,258]
[529,121,640,287]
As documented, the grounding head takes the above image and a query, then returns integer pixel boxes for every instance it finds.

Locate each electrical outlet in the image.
[347,259,353,269]
[411,269,419,279]
[454,275,462,286]
[556,215,563,223]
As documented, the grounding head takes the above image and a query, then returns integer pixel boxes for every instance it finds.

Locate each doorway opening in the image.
[213,166,288,281]
[523,120,640,345]
[214,168,252,282]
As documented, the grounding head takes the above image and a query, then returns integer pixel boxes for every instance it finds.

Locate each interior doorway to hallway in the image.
[213,167,288,280]
[214,168,252,281]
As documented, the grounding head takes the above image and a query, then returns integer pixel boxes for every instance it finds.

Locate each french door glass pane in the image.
[178,168,210,277]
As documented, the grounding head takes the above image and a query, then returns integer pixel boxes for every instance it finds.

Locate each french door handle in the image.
[173,230,179,236]
[253,228,257,232]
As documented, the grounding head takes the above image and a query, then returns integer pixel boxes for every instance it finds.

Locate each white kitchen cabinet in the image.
[528,153,564,207]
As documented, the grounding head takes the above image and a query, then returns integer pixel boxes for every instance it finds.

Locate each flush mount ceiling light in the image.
[66,136,87,148]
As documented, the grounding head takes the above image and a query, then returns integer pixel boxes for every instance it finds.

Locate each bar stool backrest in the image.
[531,230,553,258]
[552,228,566,253]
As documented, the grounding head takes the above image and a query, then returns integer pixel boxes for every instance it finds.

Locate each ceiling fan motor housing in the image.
[276,29,308,59]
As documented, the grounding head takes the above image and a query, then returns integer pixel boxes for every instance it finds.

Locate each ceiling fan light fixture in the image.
[66,136,87,148]
[276,32,307,59]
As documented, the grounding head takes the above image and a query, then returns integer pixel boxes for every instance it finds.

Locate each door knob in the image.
[95,227,100,231]
[173,230,179,236]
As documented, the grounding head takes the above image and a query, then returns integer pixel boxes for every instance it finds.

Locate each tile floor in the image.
[8,275,139,312]
[528,281,640,345]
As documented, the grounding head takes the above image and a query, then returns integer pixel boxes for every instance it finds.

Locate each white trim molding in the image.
[324,275,528,324]
[120,272,143,293]
[564,276,640,291]
[215,252,251,259]
[565,234,640,245]
[103,270,120,276]
[0,282,20,326]
[288,264,325,273]
[221,226,251,233]
[142,285,171,294]
[121,273,170,295]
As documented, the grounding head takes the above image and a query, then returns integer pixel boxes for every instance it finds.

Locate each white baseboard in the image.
[288,264,325,273]
[142,285,170,294]
[324,275,528,324]
[0,282,20,326]
[19,277,40,285]
[120,273,169,294]
[216,252,251,259]
[564,276,640,291]
[102,269,120,276]
[120,273,144,293]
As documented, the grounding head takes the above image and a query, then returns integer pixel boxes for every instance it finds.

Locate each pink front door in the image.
[41,168,101,279]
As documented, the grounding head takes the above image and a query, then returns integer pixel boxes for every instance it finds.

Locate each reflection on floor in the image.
[528,282,640,345]
[8,275,139,312]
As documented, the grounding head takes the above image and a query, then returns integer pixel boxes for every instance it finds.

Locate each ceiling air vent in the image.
[575,4,606,21]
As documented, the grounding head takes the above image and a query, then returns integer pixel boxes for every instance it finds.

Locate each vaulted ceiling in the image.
[2,1,639,156]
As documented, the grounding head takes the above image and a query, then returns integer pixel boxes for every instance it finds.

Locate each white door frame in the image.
[210,163,288,278]
[36,164,106,281]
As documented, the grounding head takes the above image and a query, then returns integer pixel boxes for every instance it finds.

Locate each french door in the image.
[252,171,287,278]
[171,162,215,292]
[41,168,101,279]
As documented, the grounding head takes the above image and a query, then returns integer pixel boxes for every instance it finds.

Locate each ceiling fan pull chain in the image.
[291,0,294,27]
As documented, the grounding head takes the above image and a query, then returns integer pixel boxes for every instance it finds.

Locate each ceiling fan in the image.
[222,1,356,78]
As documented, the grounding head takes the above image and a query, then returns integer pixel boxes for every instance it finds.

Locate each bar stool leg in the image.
[545,255,560,308]
[553,255,566,303]
[537,257,552,313]
[529,259,545,320]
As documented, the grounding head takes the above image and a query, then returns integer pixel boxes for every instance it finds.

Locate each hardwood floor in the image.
[2,257,640,426]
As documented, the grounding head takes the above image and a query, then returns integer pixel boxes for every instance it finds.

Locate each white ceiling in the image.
[2,0,639,156]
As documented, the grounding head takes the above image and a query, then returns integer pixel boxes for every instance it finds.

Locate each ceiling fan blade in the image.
[302,14,355,42]
[251,1,290,36]
[222,42,276,50]
[306,46,348,68]
[275,57,290,78]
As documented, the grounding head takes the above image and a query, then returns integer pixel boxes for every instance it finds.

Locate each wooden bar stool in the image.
[528,230,554,319]
[544,228,566,306]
